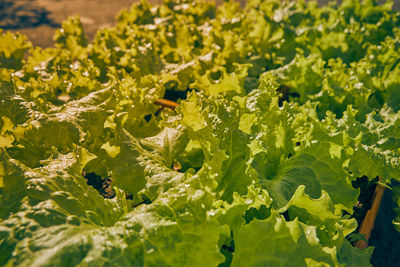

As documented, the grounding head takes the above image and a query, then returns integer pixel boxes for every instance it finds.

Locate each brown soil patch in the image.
[3,0,158,47]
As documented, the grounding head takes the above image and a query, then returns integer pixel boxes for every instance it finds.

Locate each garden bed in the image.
[2,0,400,266]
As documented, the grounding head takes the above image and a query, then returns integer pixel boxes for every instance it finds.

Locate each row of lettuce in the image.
[1,0,400,266]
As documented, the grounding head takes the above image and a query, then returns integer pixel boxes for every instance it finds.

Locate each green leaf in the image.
[279,185,357,246]
[0,152,225,267]
[337,240,374,267]
[106,126,189,202]
[179,92,255,202]
[191,63,250,97]
[263,142,359,213]
[0,30,31,70]
[231,212,340,267]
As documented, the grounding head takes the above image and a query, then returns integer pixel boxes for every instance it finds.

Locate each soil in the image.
[351,176,380,230]
[83,171,115,199]
[369,181,400,267]
[2,0,144,47]
[347,177,400,267]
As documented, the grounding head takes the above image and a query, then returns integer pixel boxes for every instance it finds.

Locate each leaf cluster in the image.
[2,0,400,266]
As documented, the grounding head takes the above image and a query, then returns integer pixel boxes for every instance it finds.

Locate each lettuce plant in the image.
[1,0,400,266]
